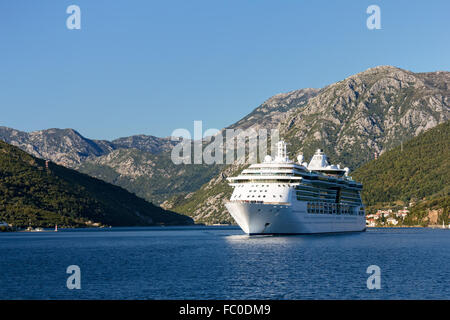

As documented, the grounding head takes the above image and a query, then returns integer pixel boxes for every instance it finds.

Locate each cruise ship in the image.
[225,141,366,234]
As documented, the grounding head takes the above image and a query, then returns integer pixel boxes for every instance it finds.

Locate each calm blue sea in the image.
[0,227,449,300]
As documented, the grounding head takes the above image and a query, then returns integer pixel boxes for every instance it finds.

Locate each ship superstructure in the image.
[225,141,366,234]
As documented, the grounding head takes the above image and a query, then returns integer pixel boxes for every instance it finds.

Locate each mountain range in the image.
[282,66,449,168]
[77,148,224,204]
[1,65,448,225]
[0,127,177,168]
[167,66,449,223]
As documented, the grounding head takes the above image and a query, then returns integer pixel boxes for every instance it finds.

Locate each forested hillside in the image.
[0,140,193,228]
[352,121,449,225]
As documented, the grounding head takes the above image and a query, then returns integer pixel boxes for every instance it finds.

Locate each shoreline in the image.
[3,225,450,233]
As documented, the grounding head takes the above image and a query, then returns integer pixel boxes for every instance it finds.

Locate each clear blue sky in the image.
[0,0,449,140]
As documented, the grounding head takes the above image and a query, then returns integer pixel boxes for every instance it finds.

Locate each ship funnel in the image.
[344,167,350,176]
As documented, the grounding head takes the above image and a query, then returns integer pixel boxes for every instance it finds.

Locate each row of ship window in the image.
[232,194,284,199]
[306,202,362,215]
[236,184,290,188]
[233,184,289,200]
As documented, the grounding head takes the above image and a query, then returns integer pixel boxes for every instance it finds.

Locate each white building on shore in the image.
[386,217,399,225]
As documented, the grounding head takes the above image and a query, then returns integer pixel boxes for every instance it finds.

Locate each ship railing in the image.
[230,200,290,205]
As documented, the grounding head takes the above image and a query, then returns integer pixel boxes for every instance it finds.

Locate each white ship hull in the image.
[226,202,366,235]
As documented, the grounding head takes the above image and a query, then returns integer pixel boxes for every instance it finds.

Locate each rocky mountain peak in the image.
[281,66,449,169]
[227,88,319,131]
[111,134,177,154]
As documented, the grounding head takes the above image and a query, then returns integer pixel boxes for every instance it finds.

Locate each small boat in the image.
[32,227,44,232]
